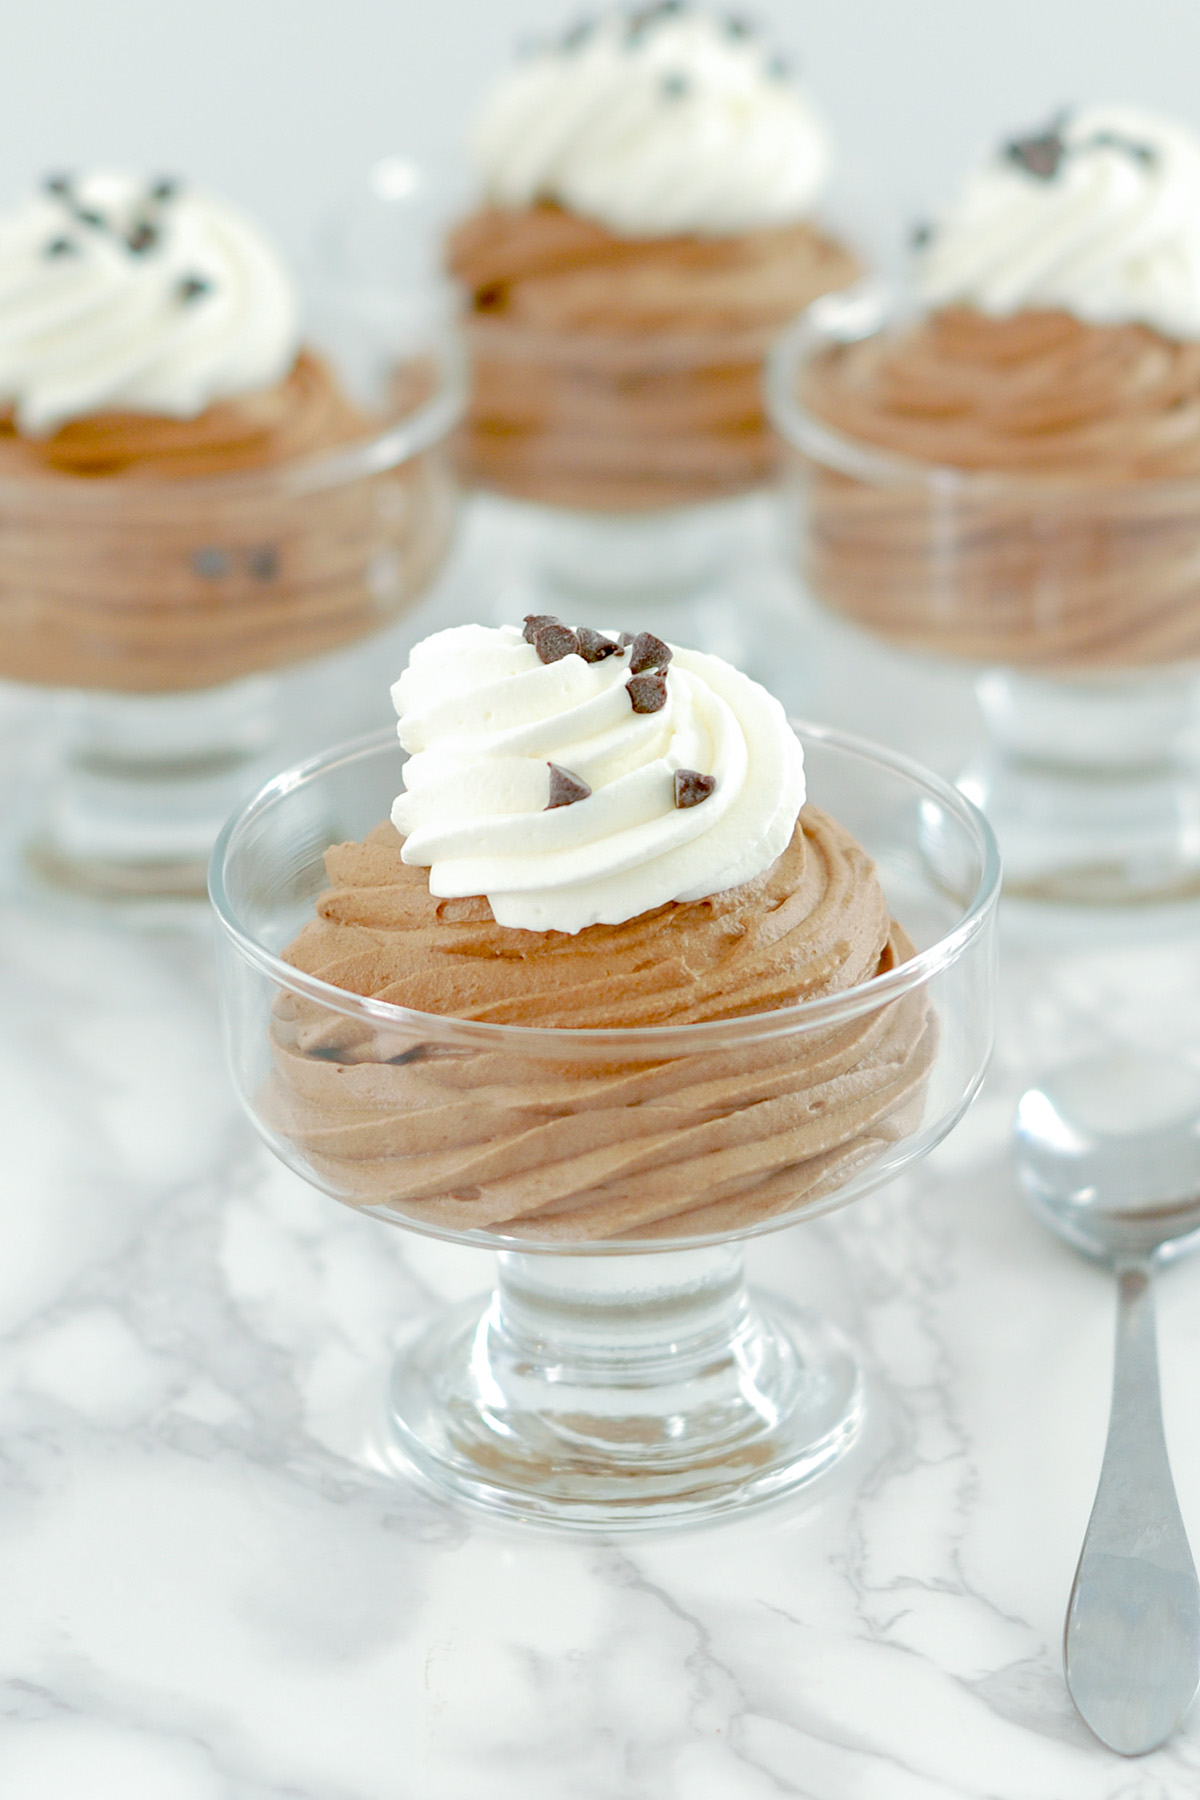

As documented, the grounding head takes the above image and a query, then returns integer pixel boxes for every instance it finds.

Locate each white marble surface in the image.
[3,513,1200,1799]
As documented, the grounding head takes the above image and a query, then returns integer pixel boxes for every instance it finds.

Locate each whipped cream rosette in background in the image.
[210,617,997,1524]
[768,103,1200,904]
[0,169,462,899]
[439,4,860,657]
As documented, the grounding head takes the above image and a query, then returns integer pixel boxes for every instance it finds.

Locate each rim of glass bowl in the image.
[766,280,1200,503]
[0,328,467,507]
[208,720,1001,1058]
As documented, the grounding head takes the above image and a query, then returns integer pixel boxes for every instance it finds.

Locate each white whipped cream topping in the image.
[0,171,301,433]
[390,622,806,934]
[915,104,1200,340]
[471,8,830,238]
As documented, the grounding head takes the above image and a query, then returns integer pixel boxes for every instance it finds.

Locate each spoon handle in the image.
[1064,1258,1200,1755]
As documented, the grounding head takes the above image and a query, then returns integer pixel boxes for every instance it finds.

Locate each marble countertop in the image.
[2,507,1200,1799]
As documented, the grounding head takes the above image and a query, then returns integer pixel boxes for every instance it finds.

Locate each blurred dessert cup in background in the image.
[769,105,1200,904]
[443,4,860,651]
[0,170,461,899]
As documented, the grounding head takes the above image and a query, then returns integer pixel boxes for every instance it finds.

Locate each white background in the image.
[5,0,1199,278]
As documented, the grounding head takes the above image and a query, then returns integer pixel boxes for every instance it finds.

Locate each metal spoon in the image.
[1014,1050,1200,1757]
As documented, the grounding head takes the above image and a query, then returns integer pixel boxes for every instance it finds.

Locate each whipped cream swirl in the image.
[390,622,806,933]
[471,6,830,238]
[0,171,301,433]
[915,104,1200,340]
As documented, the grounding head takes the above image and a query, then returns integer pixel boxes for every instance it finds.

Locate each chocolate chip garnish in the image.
[764,50,791,79]
[627,672,668,713]
[616,631,634,652]
[522,612,560,644]
[1086,128,1158,168]
[126,219,158,254]
[149,177,180,203]
[628,630,672,674]
[561,16,595,51]
[43,172,72,197]
[661,71,690,99]
[576,626,618,663]
[910,221,934,251]
[178,274,212,303]
[674,768,716,809]
[546,762,592,808]
[533,621,580,664]
[724,14,754,36]
[1003,116,1069,181]
[75,207,106,229]
[191,546,230,579]
[246,546,279,581]
[43,237,77,258]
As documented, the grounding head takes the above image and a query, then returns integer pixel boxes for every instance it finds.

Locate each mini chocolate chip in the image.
[910,221,934,251]
[1003,116,1070,181]
[616,631,634,652]
[126,219,158,254]
[724,14,754,36]
[764,50,791,79]
[1086,128,1158,168]
[628,630,672,674]
[149,177,180,203]
[246,546,279,581]
[522,612,560,644]
[75,207,106,229]
[191,546,230,579]
[576,626,618,663]
[561,16,595,50]
[44,237,77,258]
[546,762,592,808]
[178,274,212,303]
[533,621,580,664]
[43,172,72,197]
[674,768,716,809]
[661,71,690,99]
[627,672,668,713]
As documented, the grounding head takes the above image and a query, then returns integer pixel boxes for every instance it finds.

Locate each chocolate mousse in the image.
[788,106,1200,670]
[449,6,859,511]
[265,620,934,1242]
[0,171,454,692]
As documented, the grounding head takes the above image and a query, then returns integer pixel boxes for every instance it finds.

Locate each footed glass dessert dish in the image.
[0,169,464,901]
[13,347,461,900]
[769,286,1200,908]
[210,723,998,1529]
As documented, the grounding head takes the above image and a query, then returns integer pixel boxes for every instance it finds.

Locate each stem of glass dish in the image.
[960,665,1200,905]
[386,1240,864,1528]
[30,675,280,899]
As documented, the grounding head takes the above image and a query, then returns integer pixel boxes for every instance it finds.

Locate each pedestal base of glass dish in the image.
[26,675,281,900]
[490,492,781,657]
[383,1243,863,1530]
[958,666,1200,905]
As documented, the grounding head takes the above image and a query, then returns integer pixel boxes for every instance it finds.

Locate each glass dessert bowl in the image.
[443,6,859,648]
[210,722,998,1529]
[770,289,1200,906]
[0,170,464,899]
[769,105,1200,906]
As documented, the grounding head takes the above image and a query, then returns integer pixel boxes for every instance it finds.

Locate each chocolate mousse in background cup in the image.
[769,104,1200,906]
[210,617,998,1528]
[443,3,860,669]
[0,170,463,900]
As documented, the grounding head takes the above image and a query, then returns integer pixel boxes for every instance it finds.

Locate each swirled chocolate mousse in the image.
[0,171,453,691]
[795,106,1200,668]
[447,6,859,510]
[268,621,934,1242]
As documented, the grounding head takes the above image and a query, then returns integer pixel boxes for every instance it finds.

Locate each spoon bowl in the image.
[1016,1050,1200,1264]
